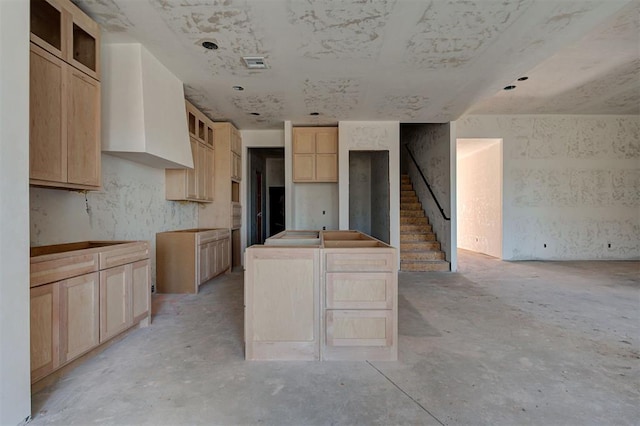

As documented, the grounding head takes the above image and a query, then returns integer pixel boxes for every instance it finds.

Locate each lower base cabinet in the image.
[245,230,398,361]
[60,272,99,364]
[30,241,150,383]
[156,228,230,294]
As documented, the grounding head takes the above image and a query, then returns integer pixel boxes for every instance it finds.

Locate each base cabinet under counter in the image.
[30,241,150,383]
[156,228,231,294]
[245,230,398,362]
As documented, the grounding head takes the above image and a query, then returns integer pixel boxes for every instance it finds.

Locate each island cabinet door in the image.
[59,272,99,364]
[245,247,320,360]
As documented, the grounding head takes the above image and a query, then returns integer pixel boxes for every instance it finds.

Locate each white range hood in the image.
[101,43,193,169]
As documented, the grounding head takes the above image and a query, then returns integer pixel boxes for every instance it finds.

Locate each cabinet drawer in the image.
[325,252,395,272]
[99,243,149,269]
[197,230,219,245]
[31,253,99,287]
[326,272,395,309]
[326,310,393,347]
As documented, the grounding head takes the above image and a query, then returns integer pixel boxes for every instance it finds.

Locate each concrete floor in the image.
[30,251,639,425]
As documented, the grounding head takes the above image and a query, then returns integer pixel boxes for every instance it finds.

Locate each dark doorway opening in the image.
[248,148,285,246]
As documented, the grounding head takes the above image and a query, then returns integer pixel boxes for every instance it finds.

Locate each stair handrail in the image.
[403,144,451,221]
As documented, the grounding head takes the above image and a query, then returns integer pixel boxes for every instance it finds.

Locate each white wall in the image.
[402,123,455,269]
[338,122,400,257]
[457,139,503,258]
[293,183,339,230]
[0,0,31,423]
[457,115,640,260]
[30,154,198,288]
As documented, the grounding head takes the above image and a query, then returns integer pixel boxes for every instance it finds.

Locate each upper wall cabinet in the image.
[29,0,101,191]
[30,0,100,80]
[293,127,338,183]
[165,101,214,203]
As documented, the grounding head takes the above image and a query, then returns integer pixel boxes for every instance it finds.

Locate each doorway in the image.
[348,150,390,244]
[456,138,503,258]
[248,148,285,246]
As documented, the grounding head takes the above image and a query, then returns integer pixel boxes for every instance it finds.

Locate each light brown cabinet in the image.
[245,230,398,361]
[59,272,99,364]
[166,101,214,203]
[29,0,101,191]
[245,247,320,361]
[199,122,243,267]
[30,241,150,383]
[293,127,338,182]
[30,282,60,382]
[156,228,231,294]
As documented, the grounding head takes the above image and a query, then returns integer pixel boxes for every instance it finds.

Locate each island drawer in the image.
[325,309,393,348]
[325,272,395,309]
[325,251,395,272]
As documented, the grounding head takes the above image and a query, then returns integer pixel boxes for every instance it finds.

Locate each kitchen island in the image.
[244,230,397,361]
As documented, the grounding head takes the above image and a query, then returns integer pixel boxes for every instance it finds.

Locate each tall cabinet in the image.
[199,122,243,267]
[29,0,101,190]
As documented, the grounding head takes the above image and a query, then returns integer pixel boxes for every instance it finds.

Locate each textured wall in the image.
[457,115,640,260]
[457,140,503,258]
[338,121,400,258]
[292,183,339,230]
[349,152,372,235]
[371,151,391,244]
[402,123,454,265]
[30,154,198,286]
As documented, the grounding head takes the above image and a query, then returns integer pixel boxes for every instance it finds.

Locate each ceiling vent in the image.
[242,56,268,69]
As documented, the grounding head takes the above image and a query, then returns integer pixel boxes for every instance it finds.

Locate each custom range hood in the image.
[101,43,193,169]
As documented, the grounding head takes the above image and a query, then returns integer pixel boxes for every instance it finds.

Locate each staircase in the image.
[400,174,450,272]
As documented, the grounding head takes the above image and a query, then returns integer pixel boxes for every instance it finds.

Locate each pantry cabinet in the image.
[292,127,338,182]
[29,0,101,190]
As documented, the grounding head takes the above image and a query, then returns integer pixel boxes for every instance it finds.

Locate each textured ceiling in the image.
[76,0,639,129]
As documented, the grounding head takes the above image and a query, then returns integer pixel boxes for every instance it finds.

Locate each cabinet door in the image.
[30,0,65,59]
[99,265,131,342]
[131,260,150,324]
[59,272,99,364]
[30,282,60,382]
[197,143,207,200]
[315,153,338,182]
[293,154,315,182]
[67,66,100,186]
[293,130,315,153]
[219,238,230,272]
[68,7,100,80]
[30,45,66,183]
[198,242,210,284]
[245,248,319,360]
[186,138,198,199]
[204,146,214,201]
[315,129,337,153]
[232,152,242,181]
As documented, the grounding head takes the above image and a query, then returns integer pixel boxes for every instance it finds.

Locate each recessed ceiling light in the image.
[202,41,218,50]
[232,86,244,91]
[249,112,260,116]
[503,85,516,90]
[517,76,529,81]
[309,112,320,116]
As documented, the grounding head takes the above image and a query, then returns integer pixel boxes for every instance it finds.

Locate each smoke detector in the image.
[242,56,268,69]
